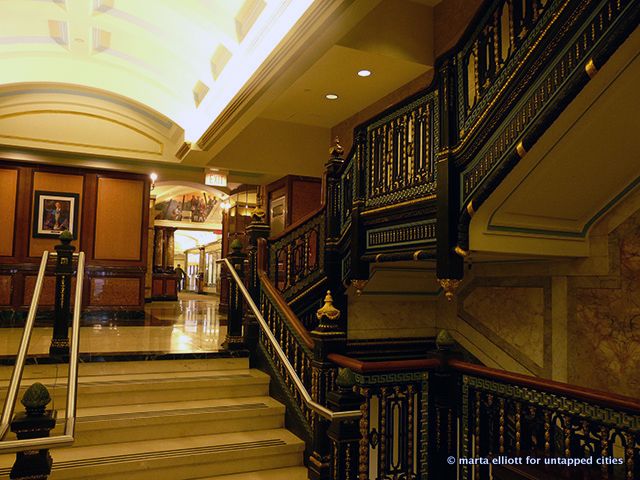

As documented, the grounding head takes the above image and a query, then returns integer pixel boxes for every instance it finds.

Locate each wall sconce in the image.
[220,200,231,211]
[150,172,158,191]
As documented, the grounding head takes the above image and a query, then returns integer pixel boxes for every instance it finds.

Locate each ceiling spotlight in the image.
[357,69,371,77]
[325,94,338,100]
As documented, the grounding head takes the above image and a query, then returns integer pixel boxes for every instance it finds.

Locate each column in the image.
[197,245,205,294]
[153,226,164,272]
[145,196,156,302]
[164,227,176,271]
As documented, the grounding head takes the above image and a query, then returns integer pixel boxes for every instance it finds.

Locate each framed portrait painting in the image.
[33,191,80,239]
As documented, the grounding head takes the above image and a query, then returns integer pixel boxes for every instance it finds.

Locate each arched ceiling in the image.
[0,0,314,141]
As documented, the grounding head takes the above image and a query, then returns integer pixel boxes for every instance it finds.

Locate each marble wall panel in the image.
[460,283,547,374]
[23,275,76,306]
[90,277,140,306]
[570,210,640,398]
[0,276,11,305]
[348,295,437,340]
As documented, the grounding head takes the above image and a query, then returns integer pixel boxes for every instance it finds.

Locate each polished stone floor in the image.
[0,293,227,358]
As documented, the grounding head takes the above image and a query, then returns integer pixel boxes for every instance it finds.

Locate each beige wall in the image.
[437,187,640,398]
[212,118,330,177]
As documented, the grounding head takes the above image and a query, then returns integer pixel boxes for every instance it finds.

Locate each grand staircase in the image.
[0,357,308,480]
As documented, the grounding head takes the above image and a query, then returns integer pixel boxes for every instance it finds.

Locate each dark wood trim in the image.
[82,173,97,261]
[447,359,640,413]
[258,269,314,349]
[328,353,442,374]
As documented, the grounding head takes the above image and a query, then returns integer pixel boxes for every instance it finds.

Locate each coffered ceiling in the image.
[0,0,314,141]
[0,0,441,183]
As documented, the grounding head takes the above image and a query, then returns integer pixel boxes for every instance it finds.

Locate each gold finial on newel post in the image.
[328,136,344,159]
[312,290,343,335]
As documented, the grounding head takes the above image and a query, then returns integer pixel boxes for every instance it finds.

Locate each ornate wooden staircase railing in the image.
[223,257,640,479]
[218,0,640,478]
[251,0,639,302]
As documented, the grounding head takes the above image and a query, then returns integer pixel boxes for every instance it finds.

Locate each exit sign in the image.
[205,170,227,187]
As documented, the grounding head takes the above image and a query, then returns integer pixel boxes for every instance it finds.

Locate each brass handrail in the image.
[221,258,360,421]
[0,251,85,453]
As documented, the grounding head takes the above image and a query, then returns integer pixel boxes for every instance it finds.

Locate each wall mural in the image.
[155,191,218,224]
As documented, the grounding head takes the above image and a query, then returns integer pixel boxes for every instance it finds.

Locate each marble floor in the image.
[0,293,227,358]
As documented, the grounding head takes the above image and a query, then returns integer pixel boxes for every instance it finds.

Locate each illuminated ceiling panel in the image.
[0,0,314,142]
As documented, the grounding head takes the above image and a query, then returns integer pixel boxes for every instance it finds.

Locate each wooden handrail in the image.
[257,269,314,349]
[448,359,640,413]
[326,353,640,413]
[328,353,442,374]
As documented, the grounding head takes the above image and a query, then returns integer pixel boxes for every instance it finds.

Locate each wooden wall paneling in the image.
[0,167,18,257]
[290,177,321,224]
[93,176,144,262]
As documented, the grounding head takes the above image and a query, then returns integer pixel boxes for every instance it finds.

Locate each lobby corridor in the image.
[0,293,226,359]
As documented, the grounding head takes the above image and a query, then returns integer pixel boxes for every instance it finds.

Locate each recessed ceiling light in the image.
[325,94,338,100]
[357,69,371,77]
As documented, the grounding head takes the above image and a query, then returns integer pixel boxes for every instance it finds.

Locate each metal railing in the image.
[0,250,85,453]
[222,257,359,421]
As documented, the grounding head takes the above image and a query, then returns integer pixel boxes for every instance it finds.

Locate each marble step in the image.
[0,429,305,480]
[193,466,309,480]
[0,357,249,380]
[0,368,271,407]
[43,396,286,446]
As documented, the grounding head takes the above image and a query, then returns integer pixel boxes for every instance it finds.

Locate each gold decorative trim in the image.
[351,279,368,295]
[466,201,475,217]
[437,278,461,302]
[287,276,327,305]
[316,290,341,322]
[413,250,424,261]
[454,245,469,257]
[516,141,527,158]
[453,0,572,152]
[585,58,598,79]
[375,253,383,263]
[361,195,436,217]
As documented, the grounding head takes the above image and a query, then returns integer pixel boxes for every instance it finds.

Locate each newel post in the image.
[10,383,56,480]
[50,231,75,357]
[245,207,269,351]
[428,329,460,478]
[223,239,246,351]
[324,138,347,312]
[327,368,363,480]
[308,290,347,480]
